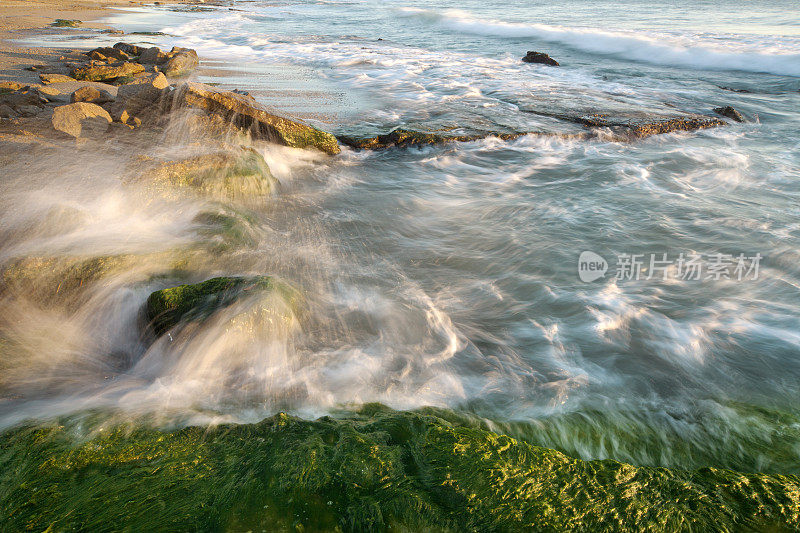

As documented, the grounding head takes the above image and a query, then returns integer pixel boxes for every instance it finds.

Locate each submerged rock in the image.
[161,47,199,77]
[338,128,526,150]
[1,405,799,531]
[714,105,745,123]
[138,147,276,201]
[71,62,145,83]
[174,82,340,154]
[522,50,560,66]
[145,275,298,335]
[52,102,112,138]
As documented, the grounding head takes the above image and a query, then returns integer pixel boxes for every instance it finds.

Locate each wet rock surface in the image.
[174,82,341,154]
[714,105,745,122]
[522,50,560,66]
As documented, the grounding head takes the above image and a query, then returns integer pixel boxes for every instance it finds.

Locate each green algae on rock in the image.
[174,82,341,155]
[145,275,299,335]
[338,128,528,150]
[1,405,799,532]
[138,147,276,202]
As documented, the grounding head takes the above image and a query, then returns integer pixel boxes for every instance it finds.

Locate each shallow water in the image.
[4,0,800,473]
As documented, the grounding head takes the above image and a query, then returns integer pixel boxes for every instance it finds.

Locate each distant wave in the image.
[400,8,800,77]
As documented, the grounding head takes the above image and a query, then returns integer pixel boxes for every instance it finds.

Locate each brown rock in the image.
[714,106,745,123]
[71,62,145,82]
[71,85,115,105]
[51,102,112,138]
[0,81,27,92]
[140,46,169,65]
[39,73,75,84]
[87,47,130,62]
[162,47,199,77]
[0,104,18,118]
[174,82,340,154]
[113,42,145,56]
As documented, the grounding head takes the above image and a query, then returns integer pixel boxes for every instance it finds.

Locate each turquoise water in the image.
[4,0,800,473]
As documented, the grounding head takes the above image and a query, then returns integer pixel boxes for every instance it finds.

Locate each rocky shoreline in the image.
[0,13,792,533]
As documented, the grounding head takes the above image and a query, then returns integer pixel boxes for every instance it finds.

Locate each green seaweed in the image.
[51,19,81,27]
[1,405,798,532]
[145,275,299,335]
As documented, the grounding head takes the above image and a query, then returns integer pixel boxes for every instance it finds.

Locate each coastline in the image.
[0,2,799,531]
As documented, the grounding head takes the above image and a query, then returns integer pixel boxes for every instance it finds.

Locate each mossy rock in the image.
[51,19,81,27]
[338,128,526,150]
[141,147,276,202]
[1,405,799,531]
[192,205,261,251]
[145,275,299,335]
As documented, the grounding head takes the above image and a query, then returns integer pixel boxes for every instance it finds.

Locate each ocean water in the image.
[4,0,800,473]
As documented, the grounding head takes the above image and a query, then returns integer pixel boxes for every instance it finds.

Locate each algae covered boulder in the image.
[1,405,799,532]
[145,275,299,335]
[174,82,340,155]
[139,146,276,201]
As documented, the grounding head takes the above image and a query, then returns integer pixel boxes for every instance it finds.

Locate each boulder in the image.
[71,62,145,82]
[139,46,169,65]
[714,106,745,123]
[114,72,169,117]
[51,102,112,138]
[39,73,75,84]
[140,147,276,201]
[522,51,560,66]
[71,85,115,105]
[0,88,48,110]
[113,42,145,57]
[144,275,298,335]
[86,47,129,62]
[174,82,340,154]
[162,47,199,77]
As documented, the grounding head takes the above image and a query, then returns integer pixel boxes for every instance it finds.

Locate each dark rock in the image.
[139,46,169,65]
[0,89,48,110]
[112,42,145,57]
[51,102,112,138]
[71,62,145,82]
[713,106,745,123]
[0,104,17,118]
[70,85,115,105]
[522,51,559,66]
[99,29,125,34]
[174,82,341,154]
[574,114,725,138]
[162,47,199,77]
[338,128,526,150]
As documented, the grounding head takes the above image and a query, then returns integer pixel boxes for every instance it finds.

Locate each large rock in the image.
[112,42,145,57]
[714,105,745,123]
[139,46,169,65]
[174,82,340,154]
[522,51,560,66]
[71,62,144,82]
[139,146,276,201]
[51,102,112,138]
[145,275,298,335]
[85,47,129,62]
[70,85,115,105]
[161,47,199,77]
[39,73,75,84]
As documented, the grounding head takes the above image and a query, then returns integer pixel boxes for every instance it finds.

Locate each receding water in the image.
[4,0,800,474]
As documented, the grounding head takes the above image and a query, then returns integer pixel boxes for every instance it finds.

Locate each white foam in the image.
[400,8,800,77]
